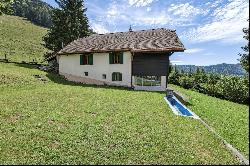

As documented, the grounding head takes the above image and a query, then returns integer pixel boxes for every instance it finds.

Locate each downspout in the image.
[131,51,134,89]
[166,52,173,95]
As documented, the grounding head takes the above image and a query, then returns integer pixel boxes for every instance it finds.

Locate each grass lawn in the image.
[169,84,249,159]
[0,62,247,164]
[0,15,48,63]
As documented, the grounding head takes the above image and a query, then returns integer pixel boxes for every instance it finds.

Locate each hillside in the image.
[175,63,246,76]
[12,0,53,27]
[0,62,248,164]
[0,15,48,63]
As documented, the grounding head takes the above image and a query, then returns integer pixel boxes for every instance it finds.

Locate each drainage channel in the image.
[164,94,249,165]
[164,96,199,119]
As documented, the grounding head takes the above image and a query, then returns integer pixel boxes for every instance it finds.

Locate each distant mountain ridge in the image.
[175,63,246,76]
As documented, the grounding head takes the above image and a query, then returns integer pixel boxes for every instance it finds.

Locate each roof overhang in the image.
[57,48,185,56]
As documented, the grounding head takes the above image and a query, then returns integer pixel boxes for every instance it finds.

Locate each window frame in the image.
[134,76,161,86]
[112,72,122,81]
[80,54,93,65]
[109,52,123,64]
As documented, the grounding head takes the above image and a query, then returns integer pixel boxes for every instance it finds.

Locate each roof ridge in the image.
[95,28,176,36]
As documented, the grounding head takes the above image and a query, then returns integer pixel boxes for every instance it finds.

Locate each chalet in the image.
[56,28,185,91]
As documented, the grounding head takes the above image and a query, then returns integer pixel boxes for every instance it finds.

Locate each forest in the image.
[12,0,53,27]
[176,63,246,76]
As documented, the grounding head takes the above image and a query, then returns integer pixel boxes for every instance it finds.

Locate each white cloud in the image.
[210,0,223,8]
[87,0,205,32]
[102,2,191,27]
[128,0,154,7]
[168,3,208,18]
[171,60,184,64]
[146,7,151,12]
[134,11,172,25]
[185,48,204,53]
[91,23,109,34]
[184,0,249,43]
[107,2,120,19]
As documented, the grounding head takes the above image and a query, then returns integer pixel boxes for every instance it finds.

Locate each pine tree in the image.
[239,19,249,73]
[43,0,93,58]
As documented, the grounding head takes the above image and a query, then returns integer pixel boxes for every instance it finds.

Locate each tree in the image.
[43,0,93,59]
[239,20,249,73]
[0,0,13,15]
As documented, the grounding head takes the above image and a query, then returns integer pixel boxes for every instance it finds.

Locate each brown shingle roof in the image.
[58,28,185,55]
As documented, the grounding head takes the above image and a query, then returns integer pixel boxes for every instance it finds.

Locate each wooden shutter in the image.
[109,52,113,64]
[80,55,84,65]
[112,72,115,81]
[119,73,122,81]
[119,52,123,64]
[89,54,93,65]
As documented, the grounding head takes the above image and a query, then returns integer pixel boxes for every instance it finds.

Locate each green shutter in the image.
[119,73,122,81]
[112,72,115,81]
[89,54,93,65]
[80,55,83,65]
[119,52,123,64]
[109,52,113,64]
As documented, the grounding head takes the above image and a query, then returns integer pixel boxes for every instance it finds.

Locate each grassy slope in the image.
[0,15,48,63]
[170,84,249,159]
[0,62,245,164]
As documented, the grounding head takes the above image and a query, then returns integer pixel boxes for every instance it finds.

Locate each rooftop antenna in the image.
[129,25,132,32]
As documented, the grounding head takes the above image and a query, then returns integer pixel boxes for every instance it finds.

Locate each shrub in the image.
[168,69,249,104]
[169,70,181,85]
[178,75,194,89]
[215,76,249,104]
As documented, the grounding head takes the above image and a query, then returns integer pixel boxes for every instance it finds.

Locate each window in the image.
[84,72,88,76]
[134,76,161,86]
[112,72,122,81]
[80,54,93,65]
[102,74,106,79]
[109,52,123,64]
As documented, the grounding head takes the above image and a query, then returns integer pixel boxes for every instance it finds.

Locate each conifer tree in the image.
[43,0,93,58]
[239,20,249,73]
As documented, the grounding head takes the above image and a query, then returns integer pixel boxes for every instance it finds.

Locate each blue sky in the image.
[43,0,249,66]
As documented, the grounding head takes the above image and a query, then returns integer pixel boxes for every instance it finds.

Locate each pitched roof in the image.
[57,28,185,55]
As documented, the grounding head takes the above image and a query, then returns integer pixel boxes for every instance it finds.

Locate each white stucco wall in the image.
[58,52,132,87]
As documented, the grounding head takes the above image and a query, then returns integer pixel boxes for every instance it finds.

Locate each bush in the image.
[215,76,249,104]
[169,70,181,85]
[179,75,194,89]
[168,69,249,104]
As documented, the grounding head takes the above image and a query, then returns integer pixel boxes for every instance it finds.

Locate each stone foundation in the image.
[60,72,129,87]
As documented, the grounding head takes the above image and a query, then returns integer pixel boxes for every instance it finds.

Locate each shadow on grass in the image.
[14,63,39,69]
[0,60,41,69]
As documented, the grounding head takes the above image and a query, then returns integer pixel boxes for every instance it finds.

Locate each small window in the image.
[84,72,88,76]
[112,72,122,81]
[109,52,123,64]
[80,54,93,65]
[102,74,106,79]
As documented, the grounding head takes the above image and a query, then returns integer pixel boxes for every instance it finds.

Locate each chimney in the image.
[129,25,133,32]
